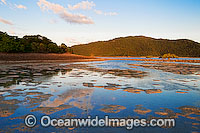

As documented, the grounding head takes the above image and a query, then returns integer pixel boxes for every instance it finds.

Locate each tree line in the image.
[2,31,200,57]
[0,31,72,53]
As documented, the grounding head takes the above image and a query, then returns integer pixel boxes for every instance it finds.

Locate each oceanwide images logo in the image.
[24,115,175,129]
[25,115,37,127]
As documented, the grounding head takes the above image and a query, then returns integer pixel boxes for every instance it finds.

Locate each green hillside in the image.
[0,31,70,53]
[72,36,200,57]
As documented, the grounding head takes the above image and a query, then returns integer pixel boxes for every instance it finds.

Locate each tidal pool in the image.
[0,59,199,132]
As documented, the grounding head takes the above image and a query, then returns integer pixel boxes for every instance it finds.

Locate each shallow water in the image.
[0,59,199,132]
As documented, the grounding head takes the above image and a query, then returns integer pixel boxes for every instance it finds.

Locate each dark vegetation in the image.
[162,53,178,58]
[1,31,200,57]
[0,31,72,53]
[72,36,200,57]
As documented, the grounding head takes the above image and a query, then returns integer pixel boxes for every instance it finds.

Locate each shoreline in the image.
[101,58,200,63]
[0,59,105,64]
[95,56,200,58]
[0,53,200,64]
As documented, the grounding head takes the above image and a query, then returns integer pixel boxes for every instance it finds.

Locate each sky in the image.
[0,0,200,46]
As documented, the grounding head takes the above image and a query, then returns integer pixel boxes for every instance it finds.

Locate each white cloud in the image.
[37,0,94,24]
[1,0,6,5]
[94,9,118,16]
[15,4,27,10]
[94,9,102,15]
[67,1,117,17]
[0,17,13,25]
[104,12,118,16]
[68,0,95,10]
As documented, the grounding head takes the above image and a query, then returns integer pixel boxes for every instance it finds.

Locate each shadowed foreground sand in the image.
[0,53,94,61]
[0,53,105,64]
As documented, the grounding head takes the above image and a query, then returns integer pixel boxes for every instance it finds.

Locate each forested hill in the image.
[72,36,200,57]
[0,31,70,53]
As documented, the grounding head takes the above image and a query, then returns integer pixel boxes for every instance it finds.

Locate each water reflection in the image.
[40,88,94,111]
[0,59,199,132]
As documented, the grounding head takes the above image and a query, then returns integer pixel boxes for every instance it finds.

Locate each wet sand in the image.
[129,62,200,75]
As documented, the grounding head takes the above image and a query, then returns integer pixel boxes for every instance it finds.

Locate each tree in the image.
[47,43,60,53]
[60,43,67,53]
[162,53,178,59]
[39,43,46,53]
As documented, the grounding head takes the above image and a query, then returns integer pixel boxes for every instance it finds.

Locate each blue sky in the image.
[0,0,200,46]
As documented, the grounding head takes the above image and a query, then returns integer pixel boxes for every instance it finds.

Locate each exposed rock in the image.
[83,82,94,87]
[133,105,151,115]
[123,87,144,94]
[176,91,188,94]
[99,105,126,113]
[145,89,162,94]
